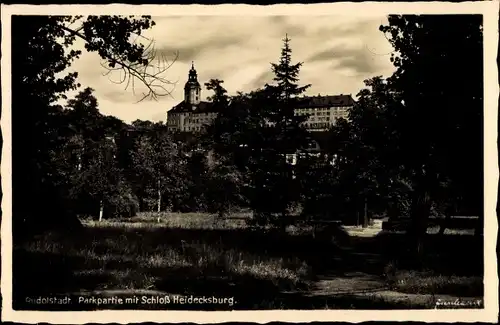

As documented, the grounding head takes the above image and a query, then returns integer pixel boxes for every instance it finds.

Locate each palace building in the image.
[166,63,355,133]
[166,62,218,133]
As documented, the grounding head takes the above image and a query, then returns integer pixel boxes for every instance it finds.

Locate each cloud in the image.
[157,34,246,64]
[248,70,275,90]
[307,46,381,75]
[67,14,395,122]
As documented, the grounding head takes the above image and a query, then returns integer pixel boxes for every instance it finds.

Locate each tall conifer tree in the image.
[254,34,312,222]
[266,34,311,154]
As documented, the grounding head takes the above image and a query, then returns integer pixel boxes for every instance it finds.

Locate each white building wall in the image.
[165,112,216,133]
[294,106,351,131]
[167,106,352,133]
[166,112,180,131]
[182,112,218,132]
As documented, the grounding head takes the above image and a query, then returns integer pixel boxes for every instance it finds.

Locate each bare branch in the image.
[65,16,85,31]
[100,60,127,85]
[363,43,396,57]
[130,31,153,45]
[59,21,178,103]
[363,21,396,57]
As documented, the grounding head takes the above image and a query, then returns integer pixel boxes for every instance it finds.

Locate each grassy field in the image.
[13,212,483,310]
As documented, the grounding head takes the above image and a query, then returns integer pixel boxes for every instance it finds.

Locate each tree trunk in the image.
[99,200,104,222]
[363,196,369,228]
[474,213,483,237]
[157,179,161,213]
[408,190,432,262]
[438,213,452,236]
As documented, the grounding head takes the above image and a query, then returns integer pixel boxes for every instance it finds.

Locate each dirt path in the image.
[302,222,482,308]
[304,269,479,308]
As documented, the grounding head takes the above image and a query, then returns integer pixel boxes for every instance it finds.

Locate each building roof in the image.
[168,101,214,114]
[298,94,355,108]
[168,94,355,115]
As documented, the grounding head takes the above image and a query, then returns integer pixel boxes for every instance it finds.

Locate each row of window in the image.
[169,110,347,123]
[186,126,204,131]
[283,153,335,166]
[170,120,338,130]
[168,111,347,128]
[309,116,331,122]
[295,110,347,116]
[187,117,214,124]
[170,109,347,118]
[306,116,346,123]
[296,106,348,112]
[305,122,330,128]
[296,111,328,116]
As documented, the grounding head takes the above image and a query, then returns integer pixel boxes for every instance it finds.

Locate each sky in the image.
[68,15,396,123]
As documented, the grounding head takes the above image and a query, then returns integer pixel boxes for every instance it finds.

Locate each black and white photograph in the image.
[1,2,498,323]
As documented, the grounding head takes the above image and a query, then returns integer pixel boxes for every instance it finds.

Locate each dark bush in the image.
[105,185,139,218]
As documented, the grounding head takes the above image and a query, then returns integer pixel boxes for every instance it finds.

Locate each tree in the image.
[201,82,259,216]
[258,34,311,222]
[206,89,270,159]
[379,15,483,249]
[266,34,311,154]
[70,137,121,220]
[206,153,247,220]
[202,36,312,226]
[11,15,175,240]
[205,79,229,108]
[330,15,483,256]
[198,79,231,148]
[330,77,407,227]
[132,135,162,212]
[130,123,180,213]
[296,153,341,221]
[326,15,482,257]
[60,88,137,220]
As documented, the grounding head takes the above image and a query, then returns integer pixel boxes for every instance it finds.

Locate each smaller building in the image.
[295,94,353,131]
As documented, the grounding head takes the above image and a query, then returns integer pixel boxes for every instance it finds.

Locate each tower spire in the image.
[185,62,201,106]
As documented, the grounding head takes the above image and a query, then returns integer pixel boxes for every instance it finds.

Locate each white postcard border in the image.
[1,2,498,323]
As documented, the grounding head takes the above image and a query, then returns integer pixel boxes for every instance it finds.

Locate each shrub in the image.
[142,197,159,212]
[105,184,140,219]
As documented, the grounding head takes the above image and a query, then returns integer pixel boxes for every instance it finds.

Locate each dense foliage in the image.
[12,15,169,239]
[13,15,483,254]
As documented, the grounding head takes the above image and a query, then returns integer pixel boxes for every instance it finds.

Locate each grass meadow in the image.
[13,212,483,310]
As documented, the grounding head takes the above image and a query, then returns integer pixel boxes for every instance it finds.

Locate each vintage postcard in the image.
[1,2,498,323]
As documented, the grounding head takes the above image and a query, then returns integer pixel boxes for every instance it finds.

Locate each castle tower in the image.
[184,61,201,106]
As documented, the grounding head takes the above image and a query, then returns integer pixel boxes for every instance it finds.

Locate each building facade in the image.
[294,95,353,131]
[166,62,218,133]
[166,64,355,133]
